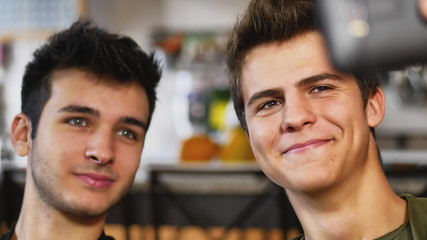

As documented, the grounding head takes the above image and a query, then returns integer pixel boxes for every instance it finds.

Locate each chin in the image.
[268,166,335,193]
[291,175,338,196]
[60,194,118,218]
[59,202,110,218]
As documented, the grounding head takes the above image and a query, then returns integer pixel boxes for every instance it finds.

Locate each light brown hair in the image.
[226,0,380,133]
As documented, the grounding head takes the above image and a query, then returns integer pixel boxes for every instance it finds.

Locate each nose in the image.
[85,129,115,165]
[281,96,316,132]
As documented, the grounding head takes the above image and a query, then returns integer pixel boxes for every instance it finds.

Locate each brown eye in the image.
[261,100,281,109]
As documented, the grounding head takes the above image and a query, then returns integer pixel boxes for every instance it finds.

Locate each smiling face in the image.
[242,32,384,194]
[26,68,149,217]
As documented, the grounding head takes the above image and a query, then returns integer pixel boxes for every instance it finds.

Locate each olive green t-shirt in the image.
[375,194,427,240]
[292,194,427,240]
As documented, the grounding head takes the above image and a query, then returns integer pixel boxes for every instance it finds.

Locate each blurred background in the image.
[0,1,426,240]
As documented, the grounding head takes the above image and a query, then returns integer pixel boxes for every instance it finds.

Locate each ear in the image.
[11,113,32,157]
[366,87,385,128]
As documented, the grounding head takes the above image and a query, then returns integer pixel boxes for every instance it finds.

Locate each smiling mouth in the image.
[76,173,114,189]
[284,139,332,154]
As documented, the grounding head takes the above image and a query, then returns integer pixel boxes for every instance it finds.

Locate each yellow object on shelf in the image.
[220,126,255,162]
[208,98,228,131]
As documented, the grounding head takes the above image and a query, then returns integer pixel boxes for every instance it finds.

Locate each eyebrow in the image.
[58,105,100,117]
[58,104,147,131]
[247,88,283,108]
[119,116,147,131]
[295,73,342,88]
[247,73,342,108]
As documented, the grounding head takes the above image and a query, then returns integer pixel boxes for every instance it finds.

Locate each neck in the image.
[287,146,408,240]
[14,176,107,240]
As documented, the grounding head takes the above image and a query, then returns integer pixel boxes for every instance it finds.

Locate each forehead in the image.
[45,68,149,118]
[49,68,134,88]
[241,32,354,95]
[243,32,330,79]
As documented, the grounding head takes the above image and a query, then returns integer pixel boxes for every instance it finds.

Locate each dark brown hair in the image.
[22,20,162,139]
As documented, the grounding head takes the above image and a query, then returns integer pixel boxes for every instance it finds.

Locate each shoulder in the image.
[400,194,427,239]
[0,232,12,240]
[0,225,15,240]
[290,235,304,240]
[401,193,427,213]
[99,231,115,240]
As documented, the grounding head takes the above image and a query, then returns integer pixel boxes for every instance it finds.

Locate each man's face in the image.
[241,32,382,194]
[29,68,149,217]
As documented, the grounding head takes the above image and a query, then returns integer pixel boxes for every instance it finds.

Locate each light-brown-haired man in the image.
[226,1,427,239]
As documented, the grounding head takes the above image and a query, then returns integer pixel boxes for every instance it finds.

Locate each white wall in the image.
[2,40,44,168]
[88,0,250,51]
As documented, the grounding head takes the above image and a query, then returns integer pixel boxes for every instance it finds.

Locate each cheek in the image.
[54,143,85,174]
[249,113,280,135]
[320,99,362,131]
[247,122,275,160]
[115,146,142,175]
[37,129,82,165]
[55,132,86,157]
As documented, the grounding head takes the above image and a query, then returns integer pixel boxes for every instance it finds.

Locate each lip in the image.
[76,173,114,189]
[283,139,332,154]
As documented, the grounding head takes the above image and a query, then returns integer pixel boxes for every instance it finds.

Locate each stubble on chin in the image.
[30,143,112,218]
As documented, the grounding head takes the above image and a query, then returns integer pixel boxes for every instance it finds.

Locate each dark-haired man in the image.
[226,0,427,239]
[2,20,161,240]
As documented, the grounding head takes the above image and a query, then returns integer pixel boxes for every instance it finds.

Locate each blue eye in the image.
[67,118,87,127]
[117,129,137,140]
